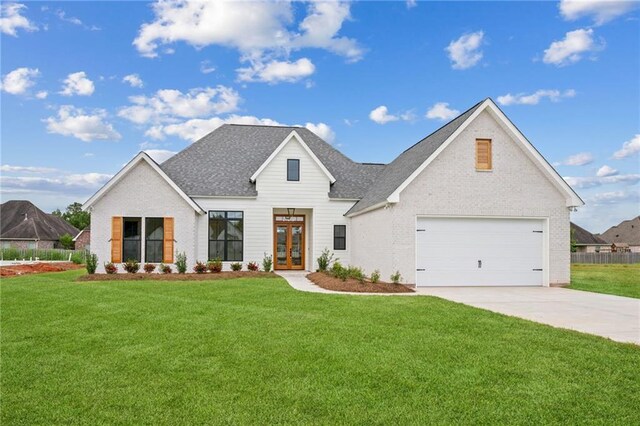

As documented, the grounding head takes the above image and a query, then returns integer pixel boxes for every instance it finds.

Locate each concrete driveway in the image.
[417,287,640,345]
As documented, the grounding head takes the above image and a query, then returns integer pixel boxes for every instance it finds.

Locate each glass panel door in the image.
[276,226,288,267]
[290,225,303,268]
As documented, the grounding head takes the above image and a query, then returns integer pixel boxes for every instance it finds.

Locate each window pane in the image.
[227,219,243,240]
[123,240,140,262]
[209,211,225,219]
[209,241,224,260]
[145,240,163,263]
[334,225,346,238]
[145,218,164,239]
[209,218,226,240]
[123,218,140,239]
[227,211,243,219]
[287,159,299,181]
[227,241,243,261]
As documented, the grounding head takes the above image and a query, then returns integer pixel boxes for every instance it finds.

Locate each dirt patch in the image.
[307,272,414,293]
[0,262,84,277]
[77,271,279,282]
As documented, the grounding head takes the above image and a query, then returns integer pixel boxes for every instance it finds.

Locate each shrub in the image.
[193,261,207,274]
[104,262,117,274]
[70,251,85,264]
[86,253,98,274]
[231,262,242,271]
[262,253,273,272]
[144,263,156,273]
[247,261,259,271]
[317,248,335,272]
[330,261,348,281]
[370,269,381,284]
[207,258,222,273]
[123,259,140,273]
[59,233,74,250]
[175,252,187,274]
[390,270,402,284]
[347,265,366,283]
[160,263,172,274]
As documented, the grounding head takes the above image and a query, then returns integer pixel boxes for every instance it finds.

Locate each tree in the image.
[59,233,74,249]
[55,202,91,230]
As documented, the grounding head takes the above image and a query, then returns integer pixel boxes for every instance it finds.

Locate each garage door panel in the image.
[416,217,544,287]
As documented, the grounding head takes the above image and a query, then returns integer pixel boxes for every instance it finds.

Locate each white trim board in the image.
[82,152,205,214]
[250,130,336,184]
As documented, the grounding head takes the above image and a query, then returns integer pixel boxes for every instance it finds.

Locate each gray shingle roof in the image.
[571,222,608,245]
[161,125,385,199]
[599,216,640,245]
[345,100,484,215]
[0,200,79,241]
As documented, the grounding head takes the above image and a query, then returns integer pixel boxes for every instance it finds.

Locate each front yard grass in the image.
[569,263,640,299]
[2,270,639,424]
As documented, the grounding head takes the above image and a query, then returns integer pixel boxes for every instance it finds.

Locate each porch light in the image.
[286,208,296,218]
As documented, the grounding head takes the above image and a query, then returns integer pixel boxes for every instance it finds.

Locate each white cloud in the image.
[596,165,618,177]
[35,90,48,99]
[445,31,484,70]
[564,173,640,189]
[559,0,638,25]
[369,106,399,124]
[0,165,58,174]
[151,115,285,142]
[56,9,82,26]
[555,152,594,166]
[118,86,241,125]
[0,67,39,95]
[612,134,640,159]
[144,149,177,164]
[237,57,315,84]
[133,0,363,82]
[122,74,144,88]
[588,190,640,205]
[425,102,460,121]
[406,0,418,9]
[497,89,576,106]
[200,60,216,74]
[60,71,95,96]
[543,28,603,66]
[44,105,121,142]
[0,173,112,195]
[0,3,37,36]
[304,122,335,143]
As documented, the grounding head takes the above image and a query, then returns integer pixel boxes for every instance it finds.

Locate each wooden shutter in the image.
[163,217,174,263]
[476,139,492,170]
[111,217,123,263]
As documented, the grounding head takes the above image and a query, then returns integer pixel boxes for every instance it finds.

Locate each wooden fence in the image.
[571,252,640,264]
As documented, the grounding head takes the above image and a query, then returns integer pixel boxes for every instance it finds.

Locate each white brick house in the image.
[84,98,583,286]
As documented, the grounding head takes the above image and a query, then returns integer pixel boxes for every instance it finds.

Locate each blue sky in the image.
[1,0,638,233]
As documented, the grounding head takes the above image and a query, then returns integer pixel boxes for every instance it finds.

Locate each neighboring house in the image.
[84,98,583,286]
[73,227,91,251]
[571,222,609,253]
[599,216,640,253]
[0,200,79,249]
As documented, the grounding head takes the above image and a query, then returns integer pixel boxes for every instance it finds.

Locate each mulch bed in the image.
[77,271,279,281]
[307,272,414,293]
[0,262,84,277]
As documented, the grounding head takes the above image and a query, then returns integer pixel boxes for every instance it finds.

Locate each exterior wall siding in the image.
[352,110,571,285]
[350,205,393,280]
[89,161,198,273]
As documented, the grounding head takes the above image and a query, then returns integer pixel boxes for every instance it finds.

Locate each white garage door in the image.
[416,217,544,287]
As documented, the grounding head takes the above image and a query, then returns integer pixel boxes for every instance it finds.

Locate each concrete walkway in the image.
[277,271,640,345]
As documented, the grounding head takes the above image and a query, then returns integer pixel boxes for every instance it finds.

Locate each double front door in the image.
[274,215,305,270]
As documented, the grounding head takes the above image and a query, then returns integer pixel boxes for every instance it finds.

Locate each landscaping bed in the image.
[77,271,278,281]
[0,262,84,277]
[307,271,414,293]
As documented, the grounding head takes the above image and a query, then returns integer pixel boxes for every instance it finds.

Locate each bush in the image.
[247,261,259,271]
[123,259,140,273]
[160,263,172,274]
[86,253,98,274]
[70,251,85,264]
[59,233,74,250]
[104,262,117,274]
[207,258,222,273]
[144,263,156,273]
[175,252,187,274]
[370,269,381,284]
[317,248,335,272]
[193,261,207,274]
[390,270,402,284]
[330,261,348,281]
[231,262,242,271]
[347,265,366,283]
[262,253,273,272]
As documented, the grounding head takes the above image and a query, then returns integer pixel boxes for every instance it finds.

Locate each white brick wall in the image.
[351,110,571,285]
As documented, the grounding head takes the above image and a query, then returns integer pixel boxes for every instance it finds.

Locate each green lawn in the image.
[2,271,639,424]
[569,264,640,299]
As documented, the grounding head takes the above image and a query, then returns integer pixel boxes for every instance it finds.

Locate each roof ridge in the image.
[226,123,304,129]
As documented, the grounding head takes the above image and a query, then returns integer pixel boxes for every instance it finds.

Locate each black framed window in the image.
[123,217,141,262]
[334,225,346,250]
[287,159,300,181]
[209,211,243,261]
[145,218,164,263]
